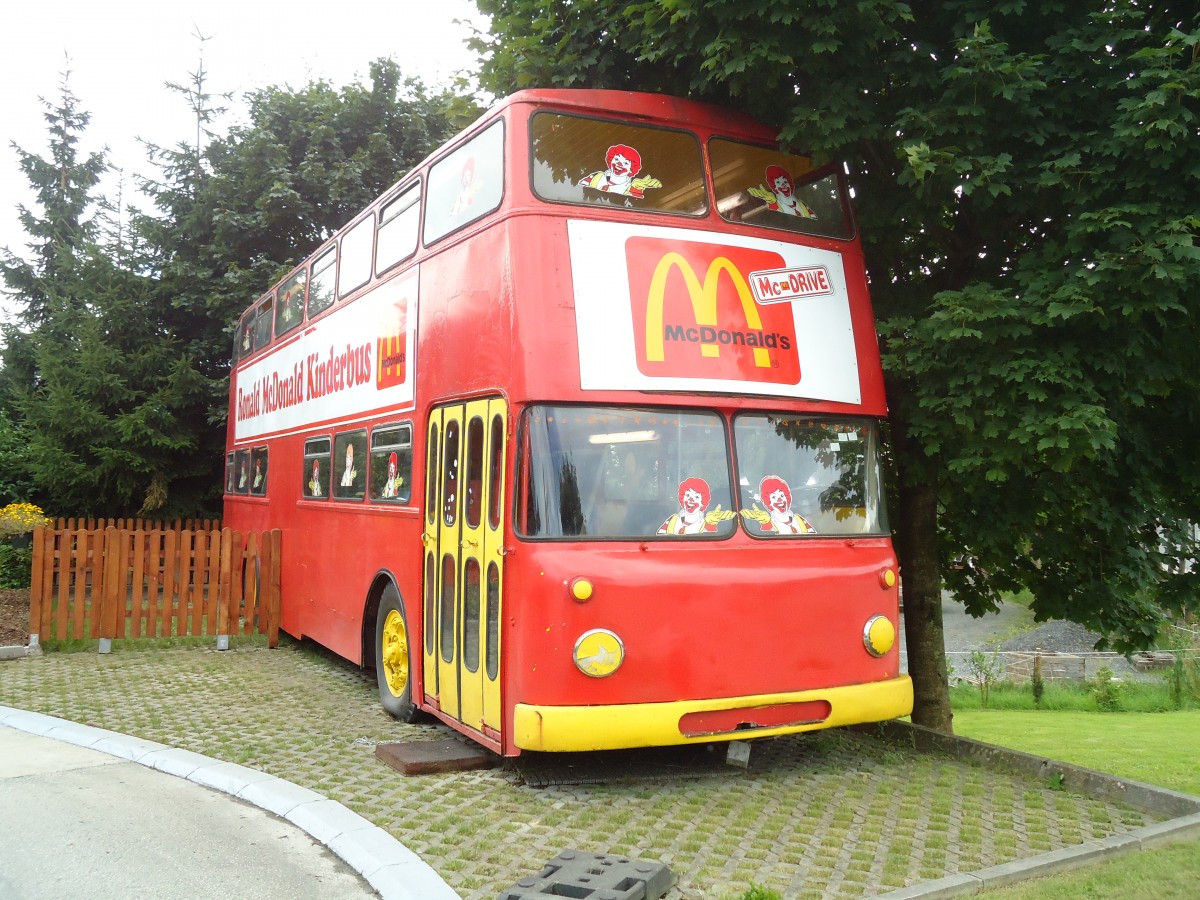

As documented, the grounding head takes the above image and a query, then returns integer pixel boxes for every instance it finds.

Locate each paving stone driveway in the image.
[0,640,1161,899]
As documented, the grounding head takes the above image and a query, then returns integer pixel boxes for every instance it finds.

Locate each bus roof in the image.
[488,89,780,144]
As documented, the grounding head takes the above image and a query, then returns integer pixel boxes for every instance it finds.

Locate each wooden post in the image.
[99,526,121,652]
[265,530,282,648]
[28,525,47,645]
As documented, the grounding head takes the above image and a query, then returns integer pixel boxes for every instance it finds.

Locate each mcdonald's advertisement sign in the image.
[568,220,862,404]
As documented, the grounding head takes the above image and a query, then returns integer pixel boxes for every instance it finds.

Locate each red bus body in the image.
[225,89,912,756]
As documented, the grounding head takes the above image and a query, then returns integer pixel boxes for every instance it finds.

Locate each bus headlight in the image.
[863,615,896,657]
[573,628,624,677]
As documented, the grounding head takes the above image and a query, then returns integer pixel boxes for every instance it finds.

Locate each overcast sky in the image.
[1,0,489,314]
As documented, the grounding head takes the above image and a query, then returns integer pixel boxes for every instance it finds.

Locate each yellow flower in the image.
[0,502,53,536]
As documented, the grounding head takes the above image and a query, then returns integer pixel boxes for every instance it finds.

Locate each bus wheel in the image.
[375,585,418,722]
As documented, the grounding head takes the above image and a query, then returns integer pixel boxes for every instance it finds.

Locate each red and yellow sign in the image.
[626,237,801,385]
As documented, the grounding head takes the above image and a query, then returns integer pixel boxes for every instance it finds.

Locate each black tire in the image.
[374,584,419,722]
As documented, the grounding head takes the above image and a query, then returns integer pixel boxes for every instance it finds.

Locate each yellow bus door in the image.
[421,410,444,709]
[423,400,507,738]
[479,398,507,735]
[433,405,465,719]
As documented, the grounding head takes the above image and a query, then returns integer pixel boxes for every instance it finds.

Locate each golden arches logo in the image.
[644,253,771,368]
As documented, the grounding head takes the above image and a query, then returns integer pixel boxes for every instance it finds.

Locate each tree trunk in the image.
[889,401,954,733]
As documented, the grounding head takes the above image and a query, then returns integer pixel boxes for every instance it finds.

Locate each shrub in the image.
[1031,654,1045,707]
[0,542,33,589]
[968,649,1003,708]
[1089,666,1124,712]
[738,886,781,900]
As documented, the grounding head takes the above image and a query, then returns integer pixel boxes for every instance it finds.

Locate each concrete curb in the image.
[0,641,41,661]
[0,705,461,900]
[866,720,1200,898]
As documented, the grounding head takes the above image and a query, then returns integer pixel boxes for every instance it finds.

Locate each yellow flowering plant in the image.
[0,502,52,537]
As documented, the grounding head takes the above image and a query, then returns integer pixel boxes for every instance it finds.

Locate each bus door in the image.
[423,399,507,737]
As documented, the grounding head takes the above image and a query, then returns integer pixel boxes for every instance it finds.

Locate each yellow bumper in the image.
[514,675,913,752]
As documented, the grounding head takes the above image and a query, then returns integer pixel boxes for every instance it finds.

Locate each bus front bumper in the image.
[513,675,914,752]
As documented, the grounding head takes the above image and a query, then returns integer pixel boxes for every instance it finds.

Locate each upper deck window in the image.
[253,293,274,349]
[275,270,306,338]
[308,248,336,317]
[710,140,853,240]
[424,121,505,245]
[376,183,421,274]
[531,112,707,216]
[339,215,375,299]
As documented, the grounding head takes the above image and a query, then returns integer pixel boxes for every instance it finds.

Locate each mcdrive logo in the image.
[627,237,801,384]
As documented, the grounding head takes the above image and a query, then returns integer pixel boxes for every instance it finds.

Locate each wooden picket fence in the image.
[53,517,223,532]
[27,522,281,648]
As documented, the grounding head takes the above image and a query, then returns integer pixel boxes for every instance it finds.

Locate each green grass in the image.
[952,709,1200,795]
[952,708,1200,898]
[950,676,1199,713]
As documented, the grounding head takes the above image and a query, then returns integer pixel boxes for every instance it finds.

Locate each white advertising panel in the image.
[568,220,862,404]
[233,268,418,442]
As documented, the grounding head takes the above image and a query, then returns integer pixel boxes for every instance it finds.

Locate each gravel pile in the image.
[998,620,1105,654]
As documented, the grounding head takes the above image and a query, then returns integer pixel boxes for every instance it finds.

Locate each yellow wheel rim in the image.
[381,608,409,696]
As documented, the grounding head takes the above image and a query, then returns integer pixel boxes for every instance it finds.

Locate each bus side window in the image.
[369,423,413,503]
[233,448,251,495]
[308,248,336,318]
[234,313,255,359]
[224,453,237,493]
[338,215,375,300]
[303,437,331,499]
[376,184,420,274]
[253,293,274,348]
[275,270,306,337]
[249,447,268,496]
[423,120,504,245]
[333,431,367,500]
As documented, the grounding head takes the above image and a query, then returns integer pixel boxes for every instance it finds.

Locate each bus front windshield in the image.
[518,406,888,540]
[733,414,888,537]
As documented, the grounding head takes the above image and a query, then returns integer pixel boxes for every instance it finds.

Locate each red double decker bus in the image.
[225,89,912,756]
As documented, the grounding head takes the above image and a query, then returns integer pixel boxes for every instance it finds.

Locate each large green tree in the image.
[0,71,107,423]
[1,73,216,517]
[472,0,1200,729]
[1,59,470,518]
[132,57,471,513]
